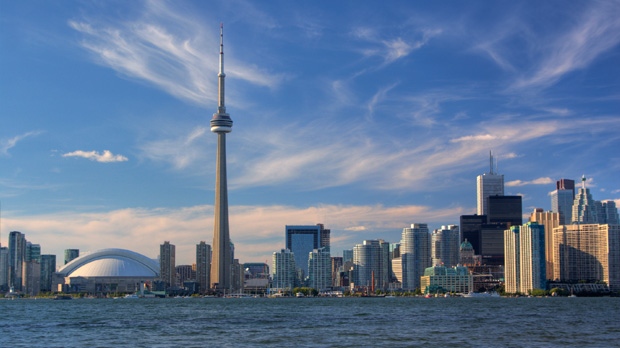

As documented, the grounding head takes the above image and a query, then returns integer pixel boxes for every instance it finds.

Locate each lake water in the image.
[1,297,618,347]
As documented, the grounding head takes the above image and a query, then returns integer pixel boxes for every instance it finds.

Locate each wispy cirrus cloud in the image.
[139,126,209,170]
[68,1,285,107]
[352,27,441,66]
[512,2,620,90]
[63,150,128,163]
[0,131,42,156]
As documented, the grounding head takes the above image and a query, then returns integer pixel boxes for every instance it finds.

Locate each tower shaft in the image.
[211,133,231,290]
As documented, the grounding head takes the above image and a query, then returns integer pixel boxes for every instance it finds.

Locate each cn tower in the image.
[210,24,233,291]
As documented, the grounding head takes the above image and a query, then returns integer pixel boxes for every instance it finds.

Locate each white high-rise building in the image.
[477,152,504,216]
[353,240,389,291]
[308,248,331,292]
[504,222,546,294]
[519,222,546,293]
[272,249,297,291]
[431,225,460,267]
[400,224,431,291]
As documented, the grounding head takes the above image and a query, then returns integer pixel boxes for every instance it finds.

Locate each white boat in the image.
[462,291,500,298]
[124,294,140,299]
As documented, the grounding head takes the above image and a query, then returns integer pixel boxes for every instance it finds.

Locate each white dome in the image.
[59,248,159,278]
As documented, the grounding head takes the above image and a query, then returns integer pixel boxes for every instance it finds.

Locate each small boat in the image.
[53,295,73,300]
[462,291,500,298]
[124,294,139,299]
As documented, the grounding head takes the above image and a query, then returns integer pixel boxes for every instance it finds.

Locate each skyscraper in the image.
[529,209,560,280]
[8,231,26,291]
[272,249,297,291]
[285,224,330,281]
[550,179,575,225]
[477,152,504,217]
[40,254,56,292]
[504,225,520,293]
[196,241,211,294]
[431,225,460,267]
[64,249,79,265]
[210,24,234,291]
[159,241,176,289]
[519,222,546,293]
[0,246,8,291]
[400,224,431,291]
[460,214,487,255]
[488,195,522,226]
[308,248,331,291]
[572,175,598,223]
[352,239,389,291]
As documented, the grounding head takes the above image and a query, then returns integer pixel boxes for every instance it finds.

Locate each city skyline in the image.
[1,1,619,265]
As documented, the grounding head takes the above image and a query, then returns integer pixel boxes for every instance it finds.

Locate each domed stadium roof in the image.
[58,248,159,278]
[460,239,473,250]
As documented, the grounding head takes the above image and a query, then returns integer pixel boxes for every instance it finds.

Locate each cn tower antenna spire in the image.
[217,23,226,115]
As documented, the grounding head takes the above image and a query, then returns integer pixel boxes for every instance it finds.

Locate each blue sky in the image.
[1,1,619,265]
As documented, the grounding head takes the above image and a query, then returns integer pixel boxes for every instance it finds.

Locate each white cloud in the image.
[5,203,465,265]
[506,177,553,187]
[62,150,128,163]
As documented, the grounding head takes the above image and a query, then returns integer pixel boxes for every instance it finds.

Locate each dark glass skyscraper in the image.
[285,224,330,280]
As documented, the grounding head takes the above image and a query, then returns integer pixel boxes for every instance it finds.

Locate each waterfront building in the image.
[231,259,244,293]
[488,195,522,227]
[0,247,8,291]
[431,225,460,267]
[272,249,297,292]
[553,224,620,292]
[64,249,79,265]
[159,241,176,290]
[400,224,431,291]
[529,209,560,280]
[352,240,389,291]
[210,24,234,292]
[285,224,330,283]
[308,248,331,291]
[519,222,546,293]
[243,262,269,294]
[420,265,473,294]
[504,226,520,294]
[40,254,56,292]
[8,231,26,291]
[22,260,41,296]
[176,265,195,287]
[196,241,211,294]
[550,179,575,225]
[477,152,504,216]
[54,248,159,294]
